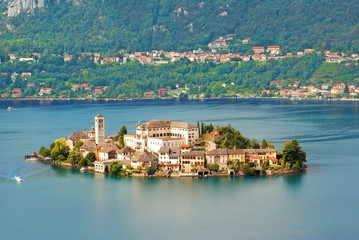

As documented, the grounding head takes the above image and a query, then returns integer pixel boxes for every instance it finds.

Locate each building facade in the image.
[124,120,199,153]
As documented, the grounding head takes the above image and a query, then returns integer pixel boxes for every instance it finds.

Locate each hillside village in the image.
[1,34,358,100]
[35,114,307,177]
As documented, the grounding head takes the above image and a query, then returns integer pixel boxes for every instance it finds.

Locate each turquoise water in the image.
[1,99,359,240]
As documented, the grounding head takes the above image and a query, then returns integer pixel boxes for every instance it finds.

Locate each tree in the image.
[110,161,123,175]
[73,140,84,151]
[117,125,127,148]
[79,152,96,167]
[240,164,256,176]
[83,152,96,163]
[209,164,220,172]
[261,139,275,149]
[39,146,51,157]
[191,167,198,173]
[50,138,70,161]
[67,150,83,165]
[282,139,306,165]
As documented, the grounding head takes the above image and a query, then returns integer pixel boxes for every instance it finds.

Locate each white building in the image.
[124,120,199,153]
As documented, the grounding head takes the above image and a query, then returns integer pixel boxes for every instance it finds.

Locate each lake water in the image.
[0,99,358,240]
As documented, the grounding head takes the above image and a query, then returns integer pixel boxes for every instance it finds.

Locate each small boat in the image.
[7,106,14,111]
[80,167,87,172]
[15,176,24,182]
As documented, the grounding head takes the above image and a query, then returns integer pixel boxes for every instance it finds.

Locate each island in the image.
[30,114,307,177]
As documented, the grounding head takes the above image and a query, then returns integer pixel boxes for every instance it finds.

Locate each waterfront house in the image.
[181,151,206,173]
[158,88,167,97]
[158,147,181,172]
[94,160,114,173]
[130,151,158,171]
[206,149,229,170]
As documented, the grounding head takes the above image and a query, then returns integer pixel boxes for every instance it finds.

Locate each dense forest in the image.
[1,53,358,98]
[0,0,358,54]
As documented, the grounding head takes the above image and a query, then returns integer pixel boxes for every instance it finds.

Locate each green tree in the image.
[67,150,83,165]
[261,139,275,149]
[109,161,123,175]
[240,164,256,176]
[117,125,127,148]
[73,140,84,151]
[209,164,220,172]
[282,139,306,165]
[39,146,51,157]
[50,138,70,161]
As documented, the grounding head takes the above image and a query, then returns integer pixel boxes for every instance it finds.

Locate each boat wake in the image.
[0,165,51,181]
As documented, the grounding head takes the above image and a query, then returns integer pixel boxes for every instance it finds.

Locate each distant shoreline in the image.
[2,96,359,103]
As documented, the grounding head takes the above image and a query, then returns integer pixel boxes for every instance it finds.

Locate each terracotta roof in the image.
[206,149,229,155]
[117,146,136,154]
[68,131,89,142]
[227,149,245,154]
[99,146,117,153]
[181,144,191,148]
[80,139,96,151]
[132,151,158,163]
[182,151,205,157]
[141,120,197,129]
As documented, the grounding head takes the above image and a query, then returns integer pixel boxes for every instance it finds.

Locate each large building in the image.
[124,120,199,152]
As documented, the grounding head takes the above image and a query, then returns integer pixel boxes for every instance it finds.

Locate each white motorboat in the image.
[80,167,87,172]
[15,176,24,182]
[7,106,14,111]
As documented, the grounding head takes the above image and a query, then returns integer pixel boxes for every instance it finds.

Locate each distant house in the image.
[94,86,108,95]
[144,91,156,99]
[101,57,120,64]
[21,72,32,78]
[64,54,73,62]
[72,83,92,91]
[8,53,18,62]
[158,88,167,97]
[270,80,283,88]
[304,49,315,54]
[252,47,265,54]
[19,58,35,63]
[321,84,330,90]
[331,87,344,94]
[12,88,22,97]
[334,83,346,88]
[39,88,53,96]
[267,46,281,55]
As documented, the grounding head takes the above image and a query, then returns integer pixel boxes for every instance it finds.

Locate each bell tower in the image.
[95,114,106,144]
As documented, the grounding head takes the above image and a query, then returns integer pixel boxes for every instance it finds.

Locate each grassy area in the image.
[315,63,340,74]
